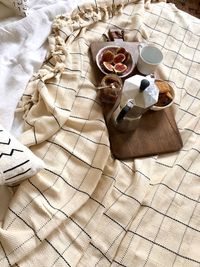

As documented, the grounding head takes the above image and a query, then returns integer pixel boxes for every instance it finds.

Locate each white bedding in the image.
[0,0,90,225]
[0,0,89,133]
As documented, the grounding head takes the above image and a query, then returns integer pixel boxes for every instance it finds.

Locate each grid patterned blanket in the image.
[1,0,200,266]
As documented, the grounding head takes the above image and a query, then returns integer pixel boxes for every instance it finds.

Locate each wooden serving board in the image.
[90,41,183,159]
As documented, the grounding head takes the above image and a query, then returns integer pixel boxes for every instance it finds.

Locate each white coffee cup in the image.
[137,44,163,75]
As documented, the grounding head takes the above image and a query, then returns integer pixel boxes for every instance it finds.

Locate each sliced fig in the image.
[113,53,126,64]
[102,61,114,72]
[124,51,131,62]
[114,63,127,74]
[116,47,126,54]
[101,50,114,63]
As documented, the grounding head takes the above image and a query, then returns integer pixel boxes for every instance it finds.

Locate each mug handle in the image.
[138,43,147,53]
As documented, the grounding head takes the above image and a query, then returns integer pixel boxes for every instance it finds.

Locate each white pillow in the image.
[0,0,29,17]
[0,125,44,186]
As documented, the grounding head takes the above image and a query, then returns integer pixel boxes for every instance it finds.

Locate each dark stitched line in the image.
[104,213,126,231]
[172,195,200,266]
[161,45,199,65]
[178,107,197,117]
[28,179,91,239]
[69,52,85,56]
[160,61,200,85]
[0,233,37,264]
[94,0,98,13]
[51,174,112,267]
[157,72,199,98]
[176,164,200,178]
[50,112,61,128]
[128,230,200,265]
[58,28,69,38]
[45,239,71,267]
[147,7,200,37]
[24,120,37,145]
[0,138,11,145]
[144,204,200,233]
[0,149,23,158]
[156,160,200,178]
[45,82,77,93]
[22,93,32,97]
[5,168,31,181]
[90,242,112,263]
[149,182,200,204]
[7,183,20,188]
[44,167,104,207]
[70,114,105,125]
[55,105,70,112]
[113,259,127,266]
[177,44,200,125]
[46,140,103,173]
[64,32,76,43]
[181,147,200,154]
[102,172,115,181]
[77,5,81,12]
[143,18,200,51]
[76,95,101,106]
[70,217,91,239]
[64,67,82,73]
[4,209,70,266]
[114,186,141,205]
[105,198,200,234]
[3,160,30,173]
[60,127,109,148]
[179,127,200,136]
[121,161,150,181]
[8,207,41,241]
[120,161,135,173]
[52,68,62,114]
[46,60,54,67]
[0,241,11,267]
[24,120,34,128]
[102,18,200,53]
[103,212,200,264]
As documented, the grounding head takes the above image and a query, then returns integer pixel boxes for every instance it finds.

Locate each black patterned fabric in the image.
[0,125,44,185]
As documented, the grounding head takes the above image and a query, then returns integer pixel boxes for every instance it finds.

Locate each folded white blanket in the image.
[0,0,88,132]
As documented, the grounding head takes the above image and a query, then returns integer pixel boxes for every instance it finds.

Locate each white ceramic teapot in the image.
[111,74,159,132]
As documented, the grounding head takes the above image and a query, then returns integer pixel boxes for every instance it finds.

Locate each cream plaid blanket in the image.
[1,0,200,266]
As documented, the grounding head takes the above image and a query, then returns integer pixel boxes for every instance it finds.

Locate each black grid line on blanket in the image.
[1,1,200,266]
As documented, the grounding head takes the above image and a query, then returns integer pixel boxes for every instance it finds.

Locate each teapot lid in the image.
[139,79,150,91]
[121,75,159,109]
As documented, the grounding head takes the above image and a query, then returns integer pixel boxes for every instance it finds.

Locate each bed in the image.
[0,0,200,266]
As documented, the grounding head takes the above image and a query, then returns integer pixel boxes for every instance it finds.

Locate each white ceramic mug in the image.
[137,44,163,75]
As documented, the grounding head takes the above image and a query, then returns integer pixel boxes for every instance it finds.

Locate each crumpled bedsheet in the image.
[1,0,200,266]
[0,0,88,132]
